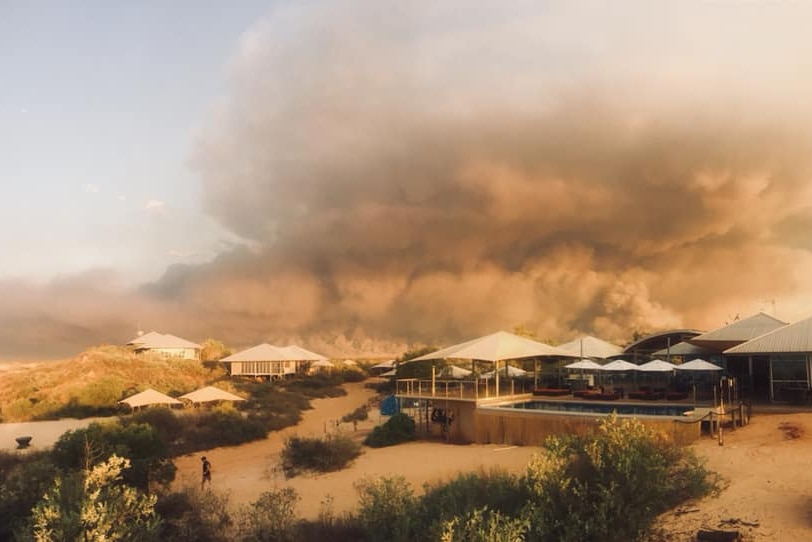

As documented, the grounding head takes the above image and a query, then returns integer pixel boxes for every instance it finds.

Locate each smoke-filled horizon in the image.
[3,2,812,360]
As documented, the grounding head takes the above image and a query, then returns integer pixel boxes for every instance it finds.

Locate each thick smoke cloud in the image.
[4,2,812,359]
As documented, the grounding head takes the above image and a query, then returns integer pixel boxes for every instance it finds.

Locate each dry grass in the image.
[0,345,227,422]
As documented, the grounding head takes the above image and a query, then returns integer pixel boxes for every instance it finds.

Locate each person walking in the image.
[201,456,212,490]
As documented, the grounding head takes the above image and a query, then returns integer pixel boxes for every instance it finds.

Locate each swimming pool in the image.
[495,400,693,418]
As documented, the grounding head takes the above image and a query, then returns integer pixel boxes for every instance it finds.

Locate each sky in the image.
[2,1,812,359]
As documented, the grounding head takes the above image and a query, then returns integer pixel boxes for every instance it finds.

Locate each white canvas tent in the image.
[564,359,604,371]
[441,364,474,379]
[179,386,246,404]
[120,388,182,409]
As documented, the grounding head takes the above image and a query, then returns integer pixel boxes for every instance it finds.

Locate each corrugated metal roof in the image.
[652,341,714,356]
[558,335,623,359]
[690,312,787,343]
[132,332,201,350]
[725,315,812,354]
[221,343,297,362]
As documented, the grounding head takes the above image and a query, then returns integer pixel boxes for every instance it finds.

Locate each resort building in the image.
[724,314,812,404]
[126,331,202,360]
[221,343,327,380]
[686,312,788,403]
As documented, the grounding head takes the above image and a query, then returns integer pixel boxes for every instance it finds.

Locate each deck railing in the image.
[395,378,533,400]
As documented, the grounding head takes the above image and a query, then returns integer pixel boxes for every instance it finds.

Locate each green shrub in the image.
[440,507,530,542]
[364,412,416,448]
[341,405,369,423]
[172,407,267,455]
[236,487,300,542]
[354,476,418,542]
[155,487,233,542]
[51,420,176,490]
[417,469,528,540]
[523,414,719,542]
[339,367,367,382]
[281,435,362,477]
[0,450,58,541]
[281,374,347,398]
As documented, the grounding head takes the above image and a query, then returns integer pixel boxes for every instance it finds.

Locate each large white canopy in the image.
[410,330,575,363]
[565,359,604,371]
[599,359,640,371]
[637,359,677,372]
[179,386,246,403]
[119,388,182,408]
[558,335,624,359]
[676,358,723,371]
[311,359,335,368]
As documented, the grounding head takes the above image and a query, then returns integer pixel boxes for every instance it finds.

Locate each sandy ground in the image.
[650,412,812,541]
[172,381,538,519]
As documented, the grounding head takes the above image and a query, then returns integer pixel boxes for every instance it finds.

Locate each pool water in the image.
[499,400,691,417]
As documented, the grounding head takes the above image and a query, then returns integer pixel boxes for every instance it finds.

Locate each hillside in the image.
[0,345,226,422]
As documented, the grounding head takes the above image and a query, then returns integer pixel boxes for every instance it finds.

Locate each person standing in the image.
[201,456,212,490]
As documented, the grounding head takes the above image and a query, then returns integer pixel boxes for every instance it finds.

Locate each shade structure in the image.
[441,364,474,379]
[558,335,624,359]
[409,331,573,396]
[120,388,182,408]
[599,359,641,371]
[410,330,575,362]
[637,359,677,372]
[564,359,604,371]
[676,358,723,371]
[481,365,528,379]
[179,386,246,403]
[379,368,397,377]
[311,359,335,368]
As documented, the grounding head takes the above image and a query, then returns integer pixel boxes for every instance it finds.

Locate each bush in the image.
[281,435,362,477]
[281,374,347,398]
[0,451,58,541]
[416,469,528,540]
[440,507,530,542]
[523,414,719,542]
[339,367,367,382]
[51,420,176,491]
[172,407,267,455]
[236,487,300,542]
[341,405,369,423]
[155,488,233,542]
[364,412,416,448]
[354,476,418,542]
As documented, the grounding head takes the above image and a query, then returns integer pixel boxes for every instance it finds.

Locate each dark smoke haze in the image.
[3,2,812,359]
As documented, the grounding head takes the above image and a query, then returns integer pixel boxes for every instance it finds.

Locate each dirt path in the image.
[172,381,537,519]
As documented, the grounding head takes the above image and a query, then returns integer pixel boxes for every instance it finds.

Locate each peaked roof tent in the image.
[688,312,788,351]
[724,314,812,354]
[119,388,182,408]
[557,335,624,359]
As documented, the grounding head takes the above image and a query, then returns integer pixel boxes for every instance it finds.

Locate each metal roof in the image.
[221,343,298,362]
[725,314,812,354]
[689,312,787,345]
[130,332,202,350]
[652,341,715,357]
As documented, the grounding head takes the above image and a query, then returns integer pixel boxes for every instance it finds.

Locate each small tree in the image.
[200,339,232,362]
[236,488,299,542]
[355,476,417,542]
[30,455,159,542]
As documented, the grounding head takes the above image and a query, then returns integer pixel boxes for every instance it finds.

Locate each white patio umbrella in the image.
[637,359,677,372]
[599,359,641,371]
[409,330,576,395]
[676,358,723,371]
[564,359,604,371]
